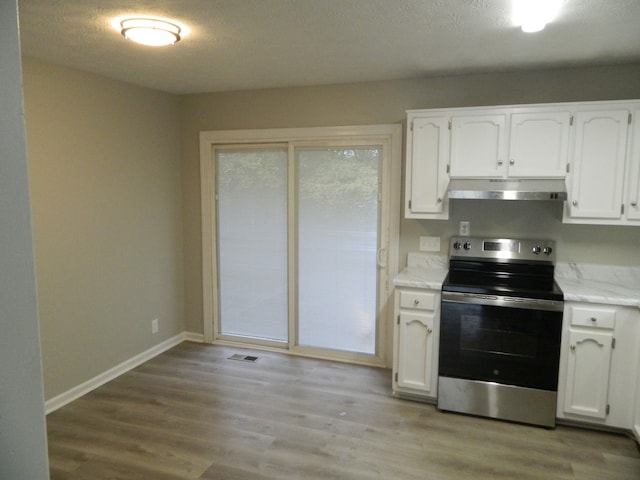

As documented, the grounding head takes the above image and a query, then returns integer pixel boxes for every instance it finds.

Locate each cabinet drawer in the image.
[570,305,616,329]
[399,291,436,310]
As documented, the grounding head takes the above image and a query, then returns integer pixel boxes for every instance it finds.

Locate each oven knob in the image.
[453,241,462,250]
[463,241,472,250]
[543,246,553,255]
[532,245,541,255]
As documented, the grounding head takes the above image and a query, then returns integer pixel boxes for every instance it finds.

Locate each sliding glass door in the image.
[203,125,400,365]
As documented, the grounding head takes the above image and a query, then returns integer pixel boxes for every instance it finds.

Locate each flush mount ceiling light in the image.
[513,0,563,33]
[120,18,181,46]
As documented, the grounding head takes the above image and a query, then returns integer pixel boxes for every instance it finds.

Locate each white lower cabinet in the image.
[557,303,640,429]
[634,358,640,442]
[393,288,440,400]
[563,328,613,419]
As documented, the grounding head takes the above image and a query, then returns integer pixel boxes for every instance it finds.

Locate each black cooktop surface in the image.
[442,259,564,301]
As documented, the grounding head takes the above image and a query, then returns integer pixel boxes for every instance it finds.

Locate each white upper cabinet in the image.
[626,108,640,221]
[449,114,507,178]
[508,112,570,178]
[405,115,449,219]
[449,110,570,179]
[405,100,640,225]
[564,109,629,222]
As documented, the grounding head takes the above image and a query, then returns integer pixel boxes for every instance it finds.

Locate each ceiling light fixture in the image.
[120,18,181,46]
[513,0,563,33]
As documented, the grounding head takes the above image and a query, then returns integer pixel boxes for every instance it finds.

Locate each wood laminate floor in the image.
[47,342,640,479]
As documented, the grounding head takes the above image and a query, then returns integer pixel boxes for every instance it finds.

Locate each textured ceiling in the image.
[18,0,640,95]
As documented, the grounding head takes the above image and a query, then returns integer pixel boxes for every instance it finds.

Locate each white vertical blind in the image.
[296,147,380,354]
[216,148,288,342]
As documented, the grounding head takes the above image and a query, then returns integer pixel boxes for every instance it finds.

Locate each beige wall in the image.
[23,58,185,399]
[181,63,640,334]
[20,58,640,397]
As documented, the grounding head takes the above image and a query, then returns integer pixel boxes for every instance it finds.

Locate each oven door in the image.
[439,291,563,391]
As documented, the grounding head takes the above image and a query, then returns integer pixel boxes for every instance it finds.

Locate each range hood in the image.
[447,178,567,201]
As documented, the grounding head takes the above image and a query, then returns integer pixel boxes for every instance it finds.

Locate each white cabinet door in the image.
[450,114,507,178]
[445,110,570,179]
[405,116,449,219]
[566,110,629,220]
[559,303,639,429]
[626,109,640,221]
[397,311,437,396]
[564,329,613,419]
[508,112,570,178]
[635,360,640,442]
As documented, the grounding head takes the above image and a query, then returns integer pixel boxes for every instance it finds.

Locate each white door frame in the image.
[200,125,402,367]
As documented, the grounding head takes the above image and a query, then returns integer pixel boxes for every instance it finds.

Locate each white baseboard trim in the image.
[44,332,186,414]
[184,331,205,343]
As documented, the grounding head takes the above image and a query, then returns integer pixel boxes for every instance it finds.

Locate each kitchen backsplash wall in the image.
[400,199,640,267]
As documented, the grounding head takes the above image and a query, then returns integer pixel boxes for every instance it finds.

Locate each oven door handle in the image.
[441,291,564,312]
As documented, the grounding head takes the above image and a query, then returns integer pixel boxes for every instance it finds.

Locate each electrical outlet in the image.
[419,236,441,252]
[151,318,158,334]
[459,221,470,236]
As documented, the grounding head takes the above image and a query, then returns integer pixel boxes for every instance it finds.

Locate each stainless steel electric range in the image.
[438,236,564,428]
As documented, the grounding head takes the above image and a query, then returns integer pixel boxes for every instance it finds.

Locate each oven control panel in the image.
[450,237,556,263]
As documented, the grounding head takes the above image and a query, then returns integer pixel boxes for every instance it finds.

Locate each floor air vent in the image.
[228,354,259,363]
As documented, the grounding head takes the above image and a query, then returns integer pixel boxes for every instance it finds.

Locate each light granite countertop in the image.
[555,263,640,308]
[392,253,448,290]
[393,254,640,309]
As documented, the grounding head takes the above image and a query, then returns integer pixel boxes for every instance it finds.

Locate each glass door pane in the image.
[216,148,288,342]
[296,147,380,354]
